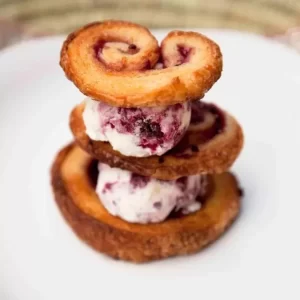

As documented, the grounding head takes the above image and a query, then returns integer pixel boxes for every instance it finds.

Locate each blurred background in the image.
[0,0,300,50]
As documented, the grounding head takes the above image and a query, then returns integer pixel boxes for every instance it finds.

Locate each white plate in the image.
[0,29,300,300]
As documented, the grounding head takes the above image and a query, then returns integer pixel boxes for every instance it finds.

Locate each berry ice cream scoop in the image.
[83,98,191,157]
[96,163,207,224]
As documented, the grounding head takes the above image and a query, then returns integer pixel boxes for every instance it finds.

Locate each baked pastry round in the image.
[60,20,222,107]
[70,101,244,180]
[51,143,241,263]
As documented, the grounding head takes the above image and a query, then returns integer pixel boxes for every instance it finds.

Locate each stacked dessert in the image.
[51,20,244,263]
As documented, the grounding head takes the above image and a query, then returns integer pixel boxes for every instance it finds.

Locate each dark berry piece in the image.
[130,173,150,188]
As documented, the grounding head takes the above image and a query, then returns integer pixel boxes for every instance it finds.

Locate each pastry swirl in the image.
[60,20,222,107]
[51,143,241,263]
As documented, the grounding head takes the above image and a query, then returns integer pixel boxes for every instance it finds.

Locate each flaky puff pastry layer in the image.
[60,20,222,107]
[51,143,241,263]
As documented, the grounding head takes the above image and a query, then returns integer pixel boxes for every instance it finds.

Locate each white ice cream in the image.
[83,98,191,157]
[96,163,207,224]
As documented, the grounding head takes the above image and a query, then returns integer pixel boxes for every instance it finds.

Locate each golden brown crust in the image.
[60,20,222,107]
[69,102,244,180]
[51,143,241,263]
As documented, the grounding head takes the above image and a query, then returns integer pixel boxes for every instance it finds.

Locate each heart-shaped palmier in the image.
[60,20,222,107]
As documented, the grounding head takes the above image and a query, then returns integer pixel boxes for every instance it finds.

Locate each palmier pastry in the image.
[70,100,244,179]
[60,20,222,107]
[51,144,241,263]
[52,20,244,263]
